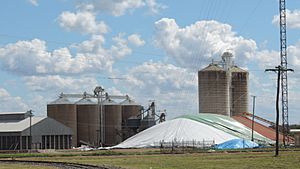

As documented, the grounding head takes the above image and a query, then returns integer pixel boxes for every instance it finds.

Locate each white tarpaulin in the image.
[113,118,238,148]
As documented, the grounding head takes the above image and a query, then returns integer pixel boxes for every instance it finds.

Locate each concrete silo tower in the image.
[198,52,248,116]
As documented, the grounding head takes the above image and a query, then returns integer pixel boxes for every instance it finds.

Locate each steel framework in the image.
[279,0,289,146]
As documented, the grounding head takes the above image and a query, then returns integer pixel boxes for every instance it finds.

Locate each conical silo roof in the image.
[101,99,118,105]
[48,97,73,105]
[75,98,96,105]
[120,99,139,106]
[230,66,248,73]
[200,64,224,72]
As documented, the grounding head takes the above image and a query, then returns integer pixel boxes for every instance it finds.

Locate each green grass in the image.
[1,149,300,169]
[14,150,300,169]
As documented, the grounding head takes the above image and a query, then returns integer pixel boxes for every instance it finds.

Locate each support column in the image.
[50,135,52,149]
[58,135,61,149]
[54,135,56,150]
[67,135,69,149]
[20,136,22,150]
[62,135,66,149]
[26,136,28,150]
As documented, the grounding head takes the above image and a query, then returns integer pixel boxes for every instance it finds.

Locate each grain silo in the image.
[102,99,122,146]
[198,64,230,116]
[47,97,77,147]
[76,98,100,147]
[120,98,142,140]
[231,66,249,116]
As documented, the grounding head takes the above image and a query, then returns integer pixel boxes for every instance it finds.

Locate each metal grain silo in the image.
[120,99,141,125]
[231,66,249,116]
[102,99,122,146]
[120,98,142,140]
[198,64,230,116]
[47,97,77,147]
[76,98,100,147]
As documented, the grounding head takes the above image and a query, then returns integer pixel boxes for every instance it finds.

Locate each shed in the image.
[0,112,73,150]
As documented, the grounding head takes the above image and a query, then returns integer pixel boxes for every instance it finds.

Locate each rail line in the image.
[0,159,121,169]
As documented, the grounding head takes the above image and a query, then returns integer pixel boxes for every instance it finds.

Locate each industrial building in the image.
[47,87,158,147]
[0,111,73,150]
[198,52,248,116]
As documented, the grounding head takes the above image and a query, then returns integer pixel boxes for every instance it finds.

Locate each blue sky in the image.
[0,0,300,124]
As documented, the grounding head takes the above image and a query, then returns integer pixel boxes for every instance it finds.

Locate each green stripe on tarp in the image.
[177,114,274,145]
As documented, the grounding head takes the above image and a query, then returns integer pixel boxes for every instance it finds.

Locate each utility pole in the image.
[266,66,293,156]
[251,95,256,142]
[28,110,33,150]
[279,0,289,146]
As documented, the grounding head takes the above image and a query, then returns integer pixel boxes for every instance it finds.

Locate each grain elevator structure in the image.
[47,87,160,147]
[198,52,248,116]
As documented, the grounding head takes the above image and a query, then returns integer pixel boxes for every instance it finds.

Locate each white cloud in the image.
[145,0,167,15]
[78,0,165,16]
[27,0,38,6]
[110,34,133,59]
[154,18,257,70]
[121,61,198,118]
[0,88,29,112]
[0,35,133,75]
[128,34,145,47]
[272,9,300,29]
[24,75,98,92]
[58,11,109,35]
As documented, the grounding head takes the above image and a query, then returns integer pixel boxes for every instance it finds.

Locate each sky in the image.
[0,0,300,124]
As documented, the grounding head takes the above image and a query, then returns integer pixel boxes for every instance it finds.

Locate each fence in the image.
[157,139,215,153]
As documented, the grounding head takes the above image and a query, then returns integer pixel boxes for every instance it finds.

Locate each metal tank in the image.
[120,99,141,140]
[231,66,249,116]
[76,98,100,147]
[102,99,122,146]
[198,64,230,116]
[120,99,141,126]
[47,97,77,147]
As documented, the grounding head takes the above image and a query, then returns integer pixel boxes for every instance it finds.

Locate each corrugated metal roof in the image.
[75,98,96,105]
[49,97,73,105]
[0,117,46,132]
[200,64,224,72]
[230,66,248,73]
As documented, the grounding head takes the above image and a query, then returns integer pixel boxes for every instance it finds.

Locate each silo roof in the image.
[230,66,248,73]
[49,97,73,105]
[200,64,224,72]
[102,99,118,105]
[120,99,140,106]
[75,98,96,105]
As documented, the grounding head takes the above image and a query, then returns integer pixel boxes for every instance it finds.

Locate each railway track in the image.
[0,159,122,169]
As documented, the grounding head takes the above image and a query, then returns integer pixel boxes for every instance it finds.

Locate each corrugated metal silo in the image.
[198,64,230,116]
[231,66,249,116]
[76,98,99,146]
[120,99,141,140]
[47,97,77,147]
[120,99,141,125]
[102,99,122,146]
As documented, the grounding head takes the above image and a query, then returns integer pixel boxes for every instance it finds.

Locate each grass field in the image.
[1,149,300,169]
